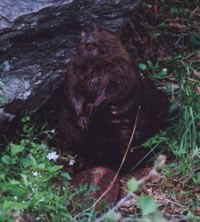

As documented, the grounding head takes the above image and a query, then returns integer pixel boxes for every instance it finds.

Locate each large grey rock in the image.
[0,0,143,132]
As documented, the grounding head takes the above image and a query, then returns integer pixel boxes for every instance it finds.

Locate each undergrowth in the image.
[142,0,200,181]
[0,117,103,221]
[133,0,200,220]
[0,117,72,221]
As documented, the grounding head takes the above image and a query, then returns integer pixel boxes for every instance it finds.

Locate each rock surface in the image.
[0,0,143,132]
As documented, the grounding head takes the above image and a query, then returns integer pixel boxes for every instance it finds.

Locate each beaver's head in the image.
[80,23,123,59]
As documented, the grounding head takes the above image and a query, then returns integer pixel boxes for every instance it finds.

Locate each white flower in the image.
[32,171,39,177]
[39,197,45,202]
[47,152,59,161]
[69,159,75,166]
[49,128,55,133]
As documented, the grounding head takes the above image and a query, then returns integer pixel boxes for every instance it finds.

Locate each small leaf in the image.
[21,174,29,187]
[8,184,27,197]
[48,165,63,173]
[21,116,30,123]
[193,172,200,185]
[3,201,30,211]
[10,144,25,156]
[9,180,21,185]
[147,60,153,68]
[61,172,72,180]
[34,163,45,170]
[21,157,33,168]
[139,195,158,216]
[127,177,138,192]
[139,63,147,71]
[1,155,12,164]
[0,173,5,180]
[23,124,33,134]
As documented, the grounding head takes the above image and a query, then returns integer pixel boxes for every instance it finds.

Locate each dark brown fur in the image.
[58,24,169,171]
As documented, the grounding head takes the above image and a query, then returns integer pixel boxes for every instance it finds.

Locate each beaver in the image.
[58,24,169,171]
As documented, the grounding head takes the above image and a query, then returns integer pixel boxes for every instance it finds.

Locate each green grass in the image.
[133,0,200,178]
[135,0,200,220]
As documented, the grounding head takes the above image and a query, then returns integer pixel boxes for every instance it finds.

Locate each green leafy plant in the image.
[0,116,94,221]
